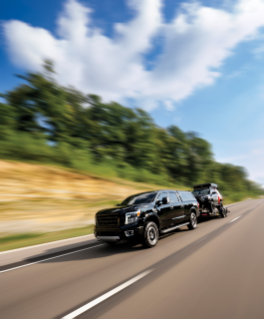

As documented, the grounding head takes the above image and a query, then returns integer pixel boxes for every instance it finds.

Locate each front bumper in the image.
[94,224,144,242]
[97,236,120,242]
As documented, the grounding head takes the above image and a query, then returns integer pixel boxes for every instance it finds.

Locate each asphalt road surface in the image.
[1,199,264,319]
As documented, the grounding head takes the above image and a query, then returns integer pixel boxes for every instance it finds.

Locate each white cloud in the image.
[164,100,174,111]
[3,0,264,109]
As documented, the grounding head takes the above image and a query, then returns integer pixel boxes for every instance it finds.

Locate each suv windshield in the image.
[121,192,157,205]
[192,188,210,196]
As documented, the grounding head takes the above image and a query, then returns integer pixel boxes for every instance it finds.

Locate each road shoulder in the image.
[0,233,97,268]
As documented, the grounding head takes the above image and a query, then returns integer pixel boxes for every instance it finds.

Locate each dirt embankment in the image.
[0,160,155,234]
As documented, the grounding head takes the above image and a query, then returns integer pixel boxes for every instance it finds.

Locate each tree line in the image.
[0,61,262,200]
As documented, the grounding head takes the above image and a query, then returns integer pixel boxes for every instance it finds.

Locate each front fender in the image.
[143,212,160,229]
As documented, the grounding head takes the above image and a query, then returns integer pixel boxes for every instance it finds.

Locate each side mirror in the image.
[162,197,168,205]
[212,192,217,195]
[156,200,161,206]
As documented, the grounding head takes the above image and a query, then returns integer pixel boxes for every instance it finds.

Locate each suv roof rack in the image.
[193,183,218,189]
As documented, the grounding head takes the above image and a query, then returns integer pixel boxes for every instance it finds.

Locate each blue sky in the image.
[1,0,264,185]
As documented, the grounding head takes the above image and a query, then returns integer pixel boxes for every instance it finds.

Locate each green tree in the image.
[0,60,262,199]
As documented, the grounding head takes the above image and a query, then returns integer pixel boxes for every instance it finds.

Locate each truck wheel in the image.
[188,212,197,230]
[142,221,159,248]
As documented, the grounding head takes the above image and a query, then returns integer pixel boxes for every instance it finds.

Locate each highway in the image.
[1,199,264,319]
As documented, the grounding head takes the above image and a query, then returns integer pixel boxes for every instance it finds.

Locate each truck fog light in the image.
[125,230,134,237]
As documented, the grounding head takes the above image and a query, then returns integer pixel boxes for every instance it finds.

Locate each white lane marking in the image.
[62,270,152,319]
[229,216,241,223]
[0,244,105,274]
[0,234,96,255]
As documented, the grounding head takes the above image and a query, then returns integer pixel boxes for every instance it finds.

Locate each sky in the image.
[1,0,264,185]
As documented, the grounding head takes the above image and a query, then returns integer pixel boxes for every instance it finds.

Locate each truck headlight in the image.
[125,211,140,225]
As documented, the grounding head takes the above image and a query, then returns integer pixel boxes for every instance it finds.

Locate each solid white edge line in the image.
[0,234,96,255]
[229,216,241,223]
[0,244,105,274]
[62,270,152,319]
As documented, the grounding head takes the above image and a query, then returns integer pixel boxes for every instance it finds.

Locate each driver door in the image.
[156,191,171,228]
[168,191,185,225]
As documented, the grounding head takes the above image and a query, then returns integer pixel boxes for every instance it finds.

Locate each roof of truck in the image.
[193,183,218,189]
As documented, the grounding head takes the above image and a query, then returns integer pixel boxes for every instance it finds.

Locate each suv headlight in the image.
[125,211,140,225]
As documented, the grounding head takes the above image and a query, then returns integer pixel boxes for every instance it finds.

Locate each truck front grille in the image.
[97,214,120,228]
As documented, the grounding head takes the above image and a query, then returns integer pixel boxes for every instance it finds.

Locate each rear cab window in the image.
[169,191,179,203]
[178,191,196,202]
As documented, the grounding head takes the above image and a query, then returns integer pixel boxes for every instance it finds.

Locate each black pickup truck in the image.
[94,190,199,248]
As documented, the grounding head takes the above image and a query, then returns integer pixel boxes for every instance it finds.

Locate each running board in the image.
[161,222,190,234]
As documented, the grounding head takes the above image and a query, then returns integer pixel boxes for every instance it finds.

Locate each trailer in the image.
[192,183,229,218]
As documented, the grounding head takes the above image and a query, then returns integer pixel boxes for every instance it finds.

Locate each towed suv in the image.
[94,190,199,248]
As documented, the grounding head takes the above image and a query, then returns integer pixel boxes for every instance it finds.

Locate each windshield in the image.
[192,188,210,196]
[121,192,157,206]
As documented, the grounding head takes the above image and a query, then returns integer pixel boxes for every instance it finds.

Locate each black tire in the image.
[219,206,226,218]
[188,212,197,230]
[207,201,214,213]
[142,221,159,248]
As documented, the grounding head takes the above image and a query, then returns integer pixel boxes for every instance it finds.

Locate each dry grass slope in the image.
[0,160,186,235]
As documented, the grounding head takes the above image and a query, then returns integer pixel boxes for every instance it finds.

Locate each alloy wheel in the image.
[147,225,158,245]
[191,213,197,227]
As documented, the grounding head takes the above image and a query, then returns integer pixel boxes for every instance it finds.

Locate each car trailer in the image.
[192,183,230,218]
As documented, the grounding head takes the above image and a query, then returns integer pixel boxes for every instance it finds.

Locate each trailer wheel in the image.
[208,202,214,213]
[219,206,226,218]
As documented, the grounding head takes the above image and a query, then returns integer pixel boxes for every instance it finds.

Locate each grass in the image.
[0,225,94,252]
[0,199,120,221]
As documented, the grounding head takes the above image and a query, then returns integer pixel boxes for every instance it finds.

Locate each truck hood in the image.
[96,203,151,215]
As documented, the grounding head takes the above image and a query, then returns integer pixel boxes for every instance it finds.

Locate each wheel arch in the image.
[190,206,201,217]
[190,207,199,217]
[145,214,160,230]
